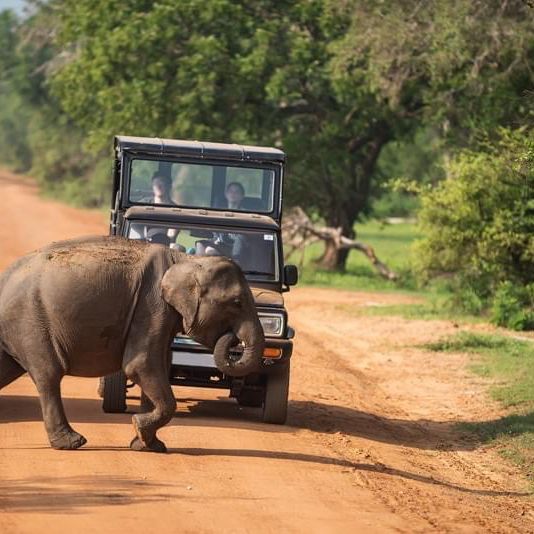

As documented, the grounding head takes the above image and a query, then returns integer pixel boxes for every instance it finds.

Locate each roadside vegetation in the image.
[424,332,534,487]
[0,2,531,321]
[0,1,531,327]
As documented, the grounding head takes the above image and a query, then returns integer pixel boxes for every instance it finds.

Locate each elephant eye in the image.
[233,298,242,308]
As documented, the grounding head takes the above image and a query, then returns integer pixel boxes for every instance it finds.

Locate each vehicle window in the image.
[128,158,275,213]
[128,222,278,281]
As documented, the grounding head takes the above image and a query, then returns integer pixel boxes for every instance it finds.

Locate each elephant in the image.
[0,236,264,452]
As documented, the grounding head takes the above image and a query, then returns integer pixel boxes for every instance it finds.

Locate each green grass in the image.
[292,220,420,292]
[425,332,534,487]
[335,293,485,323]
[294,219,485,324]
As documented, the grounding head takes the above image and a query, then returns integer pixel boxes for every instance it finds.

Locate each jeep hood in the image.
[251,287,284,308]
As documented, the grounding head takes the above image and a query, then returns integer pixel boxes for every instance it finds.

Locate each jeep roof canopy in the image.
[113,136,286,221]
[115,136,286,162]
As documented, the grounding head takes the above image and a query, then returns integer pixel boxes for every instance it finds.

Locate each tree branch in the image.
[283,207,398,280]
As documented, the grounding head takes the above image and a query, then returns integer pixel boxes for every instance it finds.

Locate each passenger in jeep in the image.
[196,182,247,255]
[224,181,245,210]
[142,173,175,205]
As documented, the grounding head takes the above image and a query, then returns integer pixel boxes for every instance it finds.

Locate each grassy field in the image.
[424,332,534,488]
[293,219,490,323]
[292,219,420,291]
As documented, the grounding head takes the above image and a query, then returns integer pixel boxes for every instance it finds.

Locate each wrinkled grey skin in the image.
[0,236,264,452]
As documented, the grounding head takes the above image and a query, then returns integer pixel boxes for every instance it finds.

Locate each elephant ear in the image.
[161,262,202,334]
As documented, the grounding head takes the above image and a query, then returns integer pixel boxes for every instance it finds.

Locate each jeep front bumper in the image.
[170,337,292,373]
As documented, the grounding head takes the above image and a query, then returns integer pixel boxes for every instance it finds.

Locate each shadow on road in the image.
[0,475,177,513]
[1,395,530,501]
[1,394,527,454]
[173,447,529,498]
[288,399,480,451]
[0,394,286,433]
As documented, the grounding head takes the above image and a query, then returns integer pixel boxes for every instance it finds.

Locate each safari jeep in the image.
[101,136,298,424]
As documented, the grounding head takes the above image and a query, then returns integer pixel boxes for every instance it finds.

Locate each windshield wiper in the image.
[243,270,273,277]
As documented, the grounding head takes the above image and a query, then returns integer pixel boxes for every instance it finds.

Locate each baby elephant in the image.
[0,236,264,452]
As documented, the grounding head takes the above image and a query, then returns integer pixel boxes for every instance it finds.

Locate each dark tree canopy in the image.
[1,0,533,266]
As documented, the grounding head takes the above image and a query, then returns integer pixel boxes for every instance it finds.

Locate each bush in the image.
[491,282,534,331]
[414,129,534,329]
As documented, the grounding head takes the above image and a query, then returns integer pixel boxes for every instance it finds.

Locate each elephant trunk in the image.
[213,320,265,377]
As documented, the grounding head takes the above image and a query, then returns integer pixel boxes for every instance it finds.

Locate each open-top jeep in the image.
[101,136,298,423]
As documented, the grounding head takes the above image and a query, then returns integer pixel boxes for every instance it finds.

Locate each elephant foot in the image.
[129,436,167,453]
[50,430,87,450]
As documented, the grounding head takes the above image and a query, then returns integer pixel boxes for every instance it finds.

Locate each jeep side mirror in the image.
[284,264,298,286]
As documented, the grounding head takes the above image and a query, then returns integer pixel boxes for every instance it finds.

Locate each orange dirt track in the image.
[0,169,532,533]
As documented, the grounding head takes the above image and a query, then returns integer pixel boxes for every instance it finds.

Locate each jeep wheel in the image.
[237,388,264,408]
[262,364,290,424]
[102,371,127,413]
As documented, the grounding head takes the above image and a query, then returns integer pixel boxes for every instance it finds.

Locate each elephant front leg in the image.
[124,359,176,453]
[33,374,87,450]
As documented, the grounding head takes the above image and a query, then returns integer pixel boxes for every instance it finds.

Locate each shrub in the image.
[491,281,534,331]
[414,129,534,329]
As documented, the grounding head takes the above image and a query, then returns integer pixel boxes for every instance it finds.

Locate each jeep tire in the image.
[102,371,128,413]
[262,363,290,424]
[237,388,264,408]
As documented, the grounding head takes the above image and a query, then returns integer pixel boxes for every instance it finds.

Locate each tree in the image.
[47,0,534,268]
[0,9,32,169]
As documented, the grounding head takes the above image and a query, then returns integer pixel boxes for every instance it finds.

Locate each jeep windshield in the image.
[128,158,276,214]
[127,221,279,282]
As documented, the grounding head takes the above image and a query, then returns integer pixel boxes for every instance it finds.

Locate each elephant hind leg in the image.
[0,350,26,390]
[32,371,87,450]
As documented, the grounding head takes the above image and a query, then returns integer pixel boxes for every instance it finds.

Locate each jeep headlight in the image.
[259,313,284,337]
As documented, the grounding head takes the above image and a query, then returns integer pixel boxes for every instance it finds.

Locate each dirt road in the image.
[0,169,532,533]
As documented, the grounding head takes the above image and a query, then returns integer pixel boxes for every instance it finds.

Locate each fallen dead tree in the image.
[282,207,398,280]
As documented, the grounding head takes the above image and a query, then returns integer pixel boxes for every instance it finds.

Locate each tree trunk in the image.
[316,237,351,271]
[315,210,356,271]
[317,241,344,271]
[313,124,391,272]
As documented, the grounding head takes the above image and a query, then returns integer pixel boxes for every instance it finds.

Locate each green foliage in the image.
[491,282,534,331]
[371,128,445,218]
[0,10,32,170]
[1,0,534,252]
[341,1,534,138]
[370,191,419,219]
[48,0,534,250]
[414,129,534,327]
[0,6,108,205]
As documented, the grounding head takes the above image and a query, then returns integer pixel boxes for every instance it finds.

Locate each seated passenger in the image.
[215,181,264,211]
[224,182,245,210]
[140,173,176,205]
